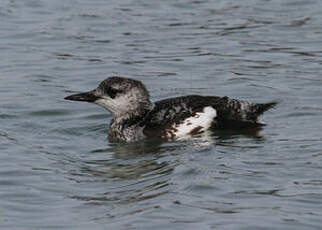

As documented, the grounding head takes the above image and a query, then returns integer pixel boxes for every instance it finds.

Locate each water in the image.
[1,0,322,229]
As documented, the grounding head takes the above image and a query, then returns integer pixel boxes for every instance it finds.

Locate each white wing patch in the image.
[167,106,217,140]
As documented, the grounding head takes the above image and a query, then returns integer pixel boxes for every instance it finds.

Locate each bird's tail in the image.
[247,101,277,122]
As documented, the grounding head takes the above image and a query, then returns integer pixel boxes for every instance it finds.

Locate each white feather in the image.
[172,106,217,139]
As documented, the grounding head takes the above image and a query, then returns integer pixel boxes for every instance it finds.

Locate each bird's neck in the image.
[112,102,154,126]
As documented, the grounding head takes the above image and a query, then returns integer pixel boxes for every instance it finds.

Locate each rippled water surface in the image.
[1,0,322,229]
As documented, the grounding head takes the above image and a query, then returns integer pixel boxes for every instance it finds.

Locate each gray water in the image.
[1,0,322,229]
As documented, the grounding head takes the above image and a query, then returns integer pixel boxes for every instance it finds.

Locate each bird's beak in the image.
[64,90,99,102]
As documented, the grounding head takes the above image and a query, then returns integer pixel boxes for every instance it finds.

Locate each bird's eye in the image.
[107,87,121,99]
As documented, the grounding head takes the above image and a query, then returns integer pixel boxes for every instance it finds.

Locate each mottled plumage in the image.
[65,77,276,142]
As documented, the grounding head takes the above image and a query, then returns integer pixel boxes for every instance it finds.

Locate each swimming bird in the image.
[65,77,276,142]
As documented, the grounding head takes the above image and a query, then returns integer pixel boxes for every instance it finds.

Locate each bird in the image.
[64,76,276,142]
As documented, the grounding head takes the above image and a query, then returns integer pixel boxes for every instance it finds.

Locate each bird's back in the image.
[142,95,276,139]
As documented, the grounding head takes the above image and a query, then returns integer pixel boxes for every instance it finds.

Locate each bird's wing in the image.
[141,95,221,138]
[142,95,276,137]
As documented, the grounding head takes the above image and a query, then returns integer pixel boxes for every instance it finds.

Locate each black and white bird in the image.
[65,77,276,142]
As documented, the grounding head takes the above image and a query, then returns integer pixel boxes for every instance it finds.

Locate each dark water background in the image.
[1,0,322,229]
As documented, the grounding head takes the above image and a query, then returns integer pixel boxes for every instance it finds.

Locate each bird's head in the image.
[65,77,152,117]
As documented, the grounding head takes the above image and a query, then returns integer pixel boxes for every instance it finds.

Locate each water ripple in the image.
[2,0,322,229]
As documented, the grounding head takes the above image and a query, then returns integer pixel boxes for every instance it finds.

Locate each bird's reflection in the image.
[70,128,265,206]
